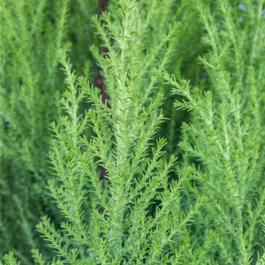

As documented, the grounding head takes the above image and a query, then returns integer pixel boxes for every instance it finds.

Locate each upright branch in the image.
[94,0,109,181]
[94,0,109,105]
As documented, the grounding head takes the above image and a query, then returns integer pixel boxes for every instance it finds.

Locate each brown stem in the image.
[94,0,109,106]
[99,0,109,16]
[94,0,109,182]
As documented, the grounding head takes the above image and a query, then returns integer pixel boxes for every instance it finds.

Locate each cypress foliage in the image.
[0,0,97,262]
[1,0,264,264]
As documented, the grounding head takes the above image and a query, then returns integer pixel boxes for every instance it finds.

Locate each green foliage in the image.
[0,0,97,262]
[1,0,265,264]
[1,252,20,265]
[163,0,265,263]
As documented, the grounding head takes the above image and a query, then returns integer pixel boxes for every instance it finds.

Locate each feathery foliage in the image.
[1,0,264,264]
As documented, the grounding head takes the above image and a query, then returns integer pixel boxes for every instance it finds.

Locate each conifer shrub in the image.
[1,0,264,264]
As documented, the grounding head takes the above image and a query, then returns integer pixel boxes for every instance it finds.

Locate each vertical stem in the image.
[99,0,109,17]
[94,0,109,181]
[95,0,109,105]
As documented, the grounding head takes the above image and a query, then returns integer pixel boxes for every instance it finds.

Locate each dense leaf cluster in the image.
[1,0,264,264]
